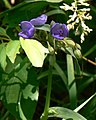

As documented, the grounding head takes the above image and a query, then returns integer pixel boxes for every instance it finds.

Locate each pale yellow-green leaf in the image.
[6,40,20,63]
[20,37,49,67]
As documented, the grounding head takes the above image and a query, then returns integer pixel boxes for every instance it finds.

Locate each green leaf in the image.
[0,1,49,27]
[46,0,63,2]
[67,54,77,109]
[5,78,20,104]
[20,67,38,120]
[0,43,7,70]
[35,24,50,32]
[74,59,81,75]
[83,44,96,57]
[46,9,65,16]
[74,92,96,112]
[20,37,49,67]
[15,62,29,83]
[66,47,76,58]
[23,84,39,101]
[53,62,68,90]
[18,101,27,120]
[48,107,87,120]
[6,40,20,63]
[0,27,9,38]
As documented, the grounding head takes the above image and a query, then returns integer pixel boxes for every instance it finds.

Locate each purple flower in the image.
[30,14,47,26]
[50,23,69,40]
[18,21,35,39]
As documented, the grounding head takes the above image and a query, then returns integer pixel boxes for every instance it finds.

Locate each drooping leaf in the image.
[6,40,20,63]
[48,107,87,120]
[23,84,39,101]
[20,37,49,67]
[0,43,7,70]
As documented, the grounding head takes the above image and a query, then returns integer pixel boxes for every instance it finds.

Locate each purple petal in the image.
[52,34,64,40]
[62,24,69,37]
[30,14,47,26]
[28,27,35,38]
[20,21,33,31]
[18,27,35,39]
[50,23,69,40]
[18,31,29,39]
[50,23,60,34]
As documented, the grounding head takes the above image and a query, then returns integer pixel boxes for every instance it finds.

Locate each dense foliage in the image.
[0,0,96,120]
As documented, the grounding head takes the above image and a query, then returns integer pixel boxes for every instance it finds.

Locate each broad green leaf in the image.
[6,40,20,63]
[0,43,7,70]
[23,84,39,101]
[15,63,29,83]
[6,84,20,104]
[48,107,87,120]
[67,54,77,109]
[20,37,49,67]
[5,77,21,104]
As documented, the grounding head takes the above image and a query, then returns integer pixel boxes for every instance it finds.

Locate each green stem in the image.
[40,65,52,120]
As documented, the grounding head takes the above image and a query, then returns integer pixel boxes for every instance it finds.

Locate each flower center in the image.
[59,29,63,36]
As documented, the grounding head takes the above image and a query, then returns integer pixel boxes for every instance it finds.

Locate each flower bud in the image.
[65,39,75,48]
[74,49,82,59]
[75,43,81,50]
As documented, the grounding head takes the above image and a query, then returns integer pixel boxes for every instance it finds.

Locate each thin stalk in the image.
[82,56,96,66]
[40,65,52,120]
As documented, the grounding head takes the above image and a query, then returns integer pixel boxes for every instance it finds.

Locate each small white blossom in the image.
[60,3,73,11]
[60,0,92,43]
[81,33,85,43]
[78,0,89,6]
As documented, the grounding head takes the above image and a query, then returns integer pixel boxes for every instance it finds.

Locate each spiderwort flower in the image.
[30,14,47,26]
[18,21,35,39]
[50,23,69,40]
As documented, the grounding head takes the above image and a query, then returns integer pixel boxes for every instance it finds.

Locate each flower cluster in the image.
[60,0,92,43]
[18,14,68,40]
[18,14,47,39]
